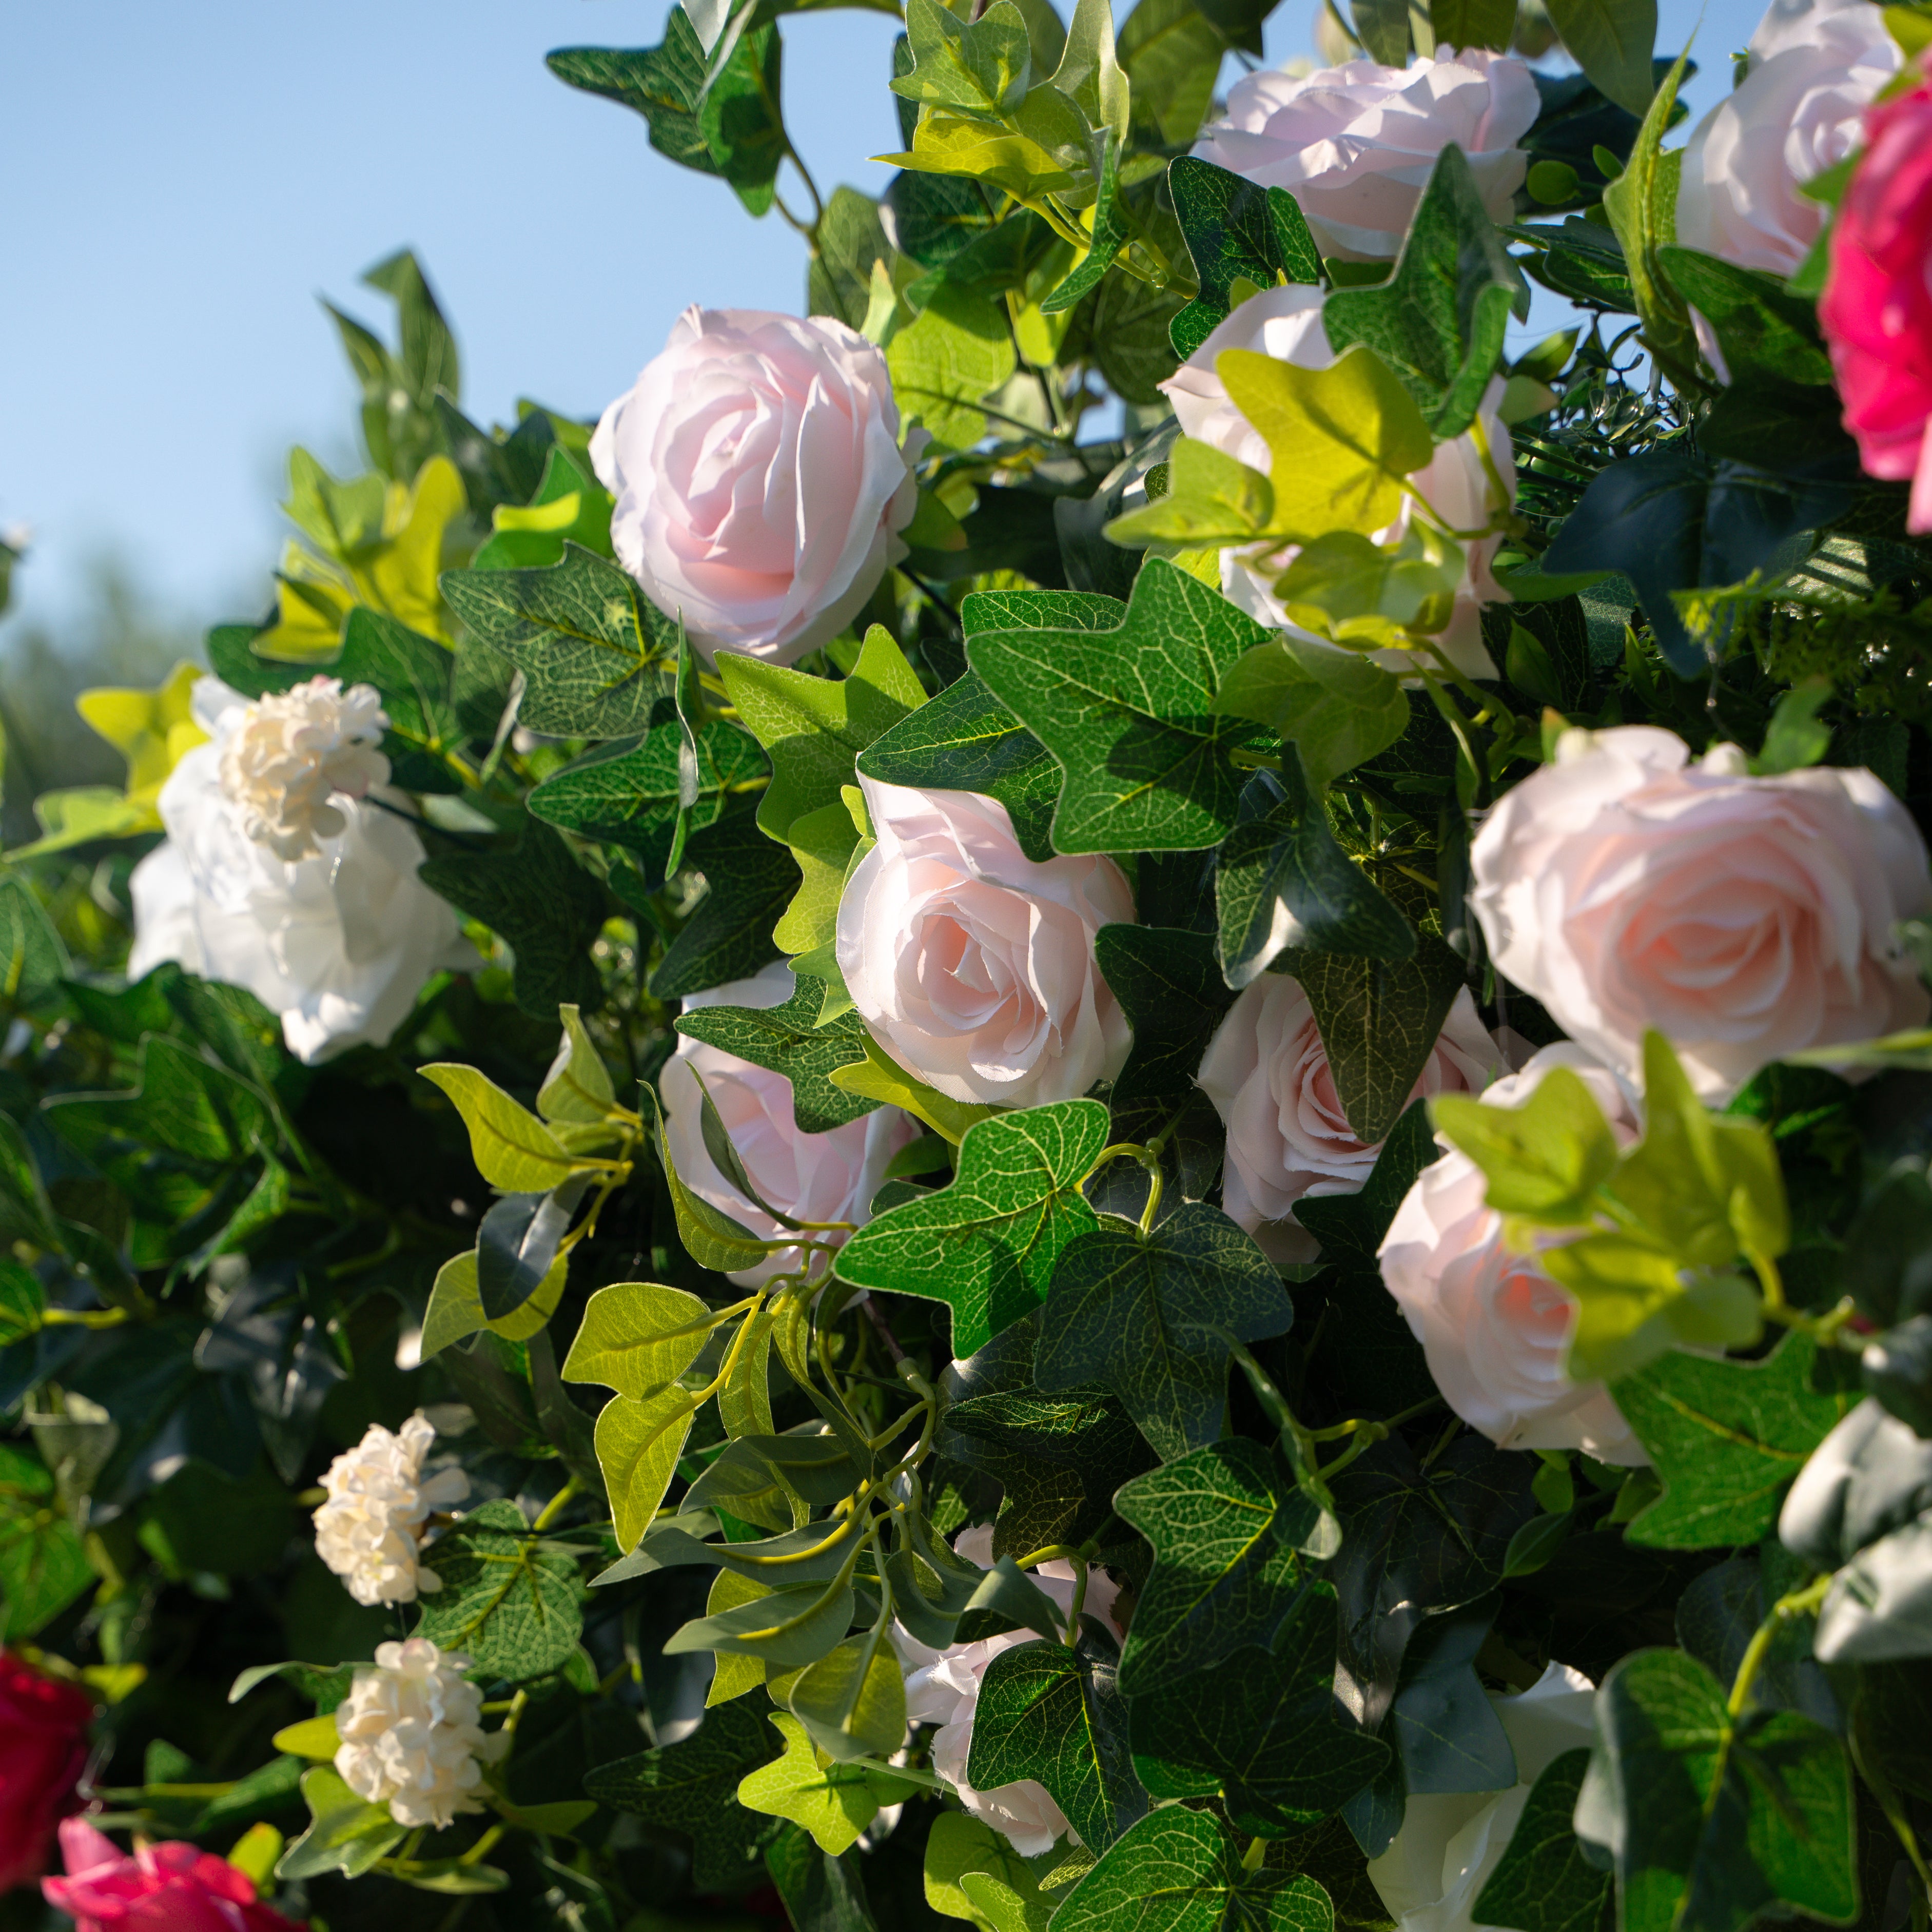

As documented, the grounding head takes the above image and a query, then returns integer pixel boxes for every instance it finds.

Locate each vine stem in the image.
[1726,1574,1830,1719]
[531,1475,582,1534]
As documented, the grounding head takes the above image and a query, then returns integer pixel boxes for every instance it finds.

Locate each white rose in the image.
[1468,725,1932,1103]
[1194,49,1540,260]
[127,677,473,1065]
[333,1636,509,1830]
[1159,283,1514,682]
[592,306,922,666]
[895,1526,1123,1857]
[1365,1663,1598,1932]
[1197,976,1505,1264]
[666,960,921,1287]
[314,1412,471,1607]
[1378,1044,1647,1464]
[1677,0,1898,283]
[836,778,1135,1109]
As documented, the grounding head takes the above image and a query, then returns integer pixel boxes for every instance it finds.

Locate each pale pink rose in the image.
[666,961,921,1286]
[836,778,1134,1108]
[1468,726,1932,1103]
[896,1526,1122,1857]
[1197,977,1505,1264]
[591,307,922,665]
[1677,0,1897,283]
[1193,49,1539,260]
[1159,283,1514,681]
[43,1819,303,1932]
[1378,1044,1647,1464]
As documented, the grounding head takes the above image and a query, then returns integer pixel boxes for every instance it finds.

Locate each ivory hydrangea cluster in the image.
[313,1413,469,1607]
[333,1637,508,1829]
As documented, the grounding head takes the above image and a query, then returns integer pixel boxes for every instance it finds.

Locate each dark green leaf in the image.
[0,875,67,1007]
[1387,1601,1517,1796]
[765,1826,882,1932]
[698,24,787,217]
[1430,0,1516,49]
[808,188,894,328]
[1654,249,1833,388]
[412,1498,583,1681]
[1167,157,1322,360]
[1351,0,1410,62]
[0,1444,93,1639]
[1473,1748,1614,1932]
[1545,0,1656,118]
[650,802,796,999]
[675,976,877,1134]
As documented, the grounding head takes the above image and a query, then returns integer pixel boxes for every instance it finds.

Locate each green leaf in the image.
[826,1034,997,1146]
[892,0,1033,116]
[1653,249,1832,388]
[1546,0,1656,118]
[277,1767,407,1881]
[1167,157,1322,361]
[1751,674,1834,776]
[1431,1063,1619,1225]
[786,1629,908,1763]
[1130,1585,1389,1830]
[967,1631,1149,1852]
[1041,130,1133,314]
[1612,1333,1850,1550]
[419,1064,583,1192]
[887,281,1020,449]
[667,1573,856,1667]
[1111,1437,1320,1694]
[0,872,67,1005]
[585,1701,782,1889]
[412,1498,582,1681]
[698,22,788,217]
[1473,1748,1614,1932]
[925,1811,1052,1924]
[470,444,615,573]
[738,1712,882,1854]
[561,1280,715,1399]
[1323,146,1523,439]
[674,974,877,1135]
[1033,1201,1292,1459]
[539,1002,617,1124]
[440,542,677,738]
[1351,0,1410,61]
[0,1445,94,1640]
[1430,0,1517,49]
[1580,1647,1856,1932]
[597,1385,698,1550]
[765,1827,885,1932]
[1120,0,1225,149]
[1600,51,1693,389]
[0,1258,45,1348]
[833,1100,1110,1355]
[1104,436,1275,549]
[649,800,797,998]
[966,559,1272,854]
[421,1247,569,1357]
[1212,634,1410,793]
[1053,1806,1337,1932]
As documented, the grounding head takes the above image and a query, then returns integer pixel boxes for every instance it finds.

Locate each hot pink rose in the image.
[1378,1044,1647,1463]
[43,1820,303,1932]
[1196,976,1505,1263]
[1468,725,1932,1102]
[0,1651,91,1894]
[592,306,921,663]
[1820,70,1932,528]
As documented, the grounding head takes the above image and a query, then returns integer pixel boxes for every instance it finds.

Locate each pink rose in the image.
[1821,70,1932,529]
[1159,283,1515,681]
[1378,1044,1648,1463]
[666,961,921,1286]
[592,306,922,663]
[836,778,1135,1109]
[1193,49,1539,260]
[1468,726,1932,1102]
[43,1820,303,1932]
[0,1651,91,1894]
[1196,975,1505,1263]
[1678,0,1897,280]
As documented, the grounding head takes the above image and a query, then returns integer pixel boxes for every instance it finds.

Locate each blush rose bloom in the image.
[1379,1044,1648,1465]
[836,778,1134,1108]
[1677,0,1896,287]
[896,1526,1123,1857]
[0,1651,92,1894]
[1160,283,1515,680]
[592,306,922,665]
[1468,725,1932,1103]
[1193,48,1539,260]
[1197,975,1505,1264]
[1820,69,1932,529]
[43,1819,303,1932]
[666,960,921,1286]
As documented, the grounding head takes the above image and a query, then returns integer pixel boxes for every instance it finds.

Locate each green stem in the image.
[531,1475,582,1534]
[1727,1575,1831,1719]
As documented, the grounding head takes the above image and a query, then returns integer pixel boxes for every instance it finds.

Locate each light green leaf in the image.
[705,1571,773,1704]
[667,1575,856,1667]
[561,1281,715,1399]
[596,1385,697,1550]
[1431,1064,1620,1226]
[419,1064,585,1192]
[1104,436,1275,548]
[887,282,1021,450]
[892,0,1033,116]
[1212,633,1411,793]
[737,1712,880,1855]
[421,1247,569,1357]
[787,1626,909,1762]
[925,1811,1051,1925]
[1601,50,1695,388]
[825,1033,997,1145]
[276,1766,406,1881]
[1274,525,1467,651]
[539,1004,618,1124]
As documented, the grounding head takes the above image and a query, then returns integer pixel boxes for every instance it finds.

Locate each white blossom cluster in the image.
[333,1637,508,1829]
[217,675,390,861]
[314,1412,469,1607]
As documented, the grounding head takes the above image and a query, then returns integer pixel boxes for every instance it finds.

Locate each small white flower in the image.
[218,676,390,862]
[333,1636,509,1830]
[314,1413,469,1607]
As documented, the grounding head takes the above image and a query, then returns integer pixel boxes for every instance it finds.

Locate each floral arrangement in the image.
[7,0,1932,1927]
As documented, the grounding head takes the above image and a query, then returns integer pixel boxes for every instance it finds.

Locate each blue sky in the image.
[1,0,1762,645]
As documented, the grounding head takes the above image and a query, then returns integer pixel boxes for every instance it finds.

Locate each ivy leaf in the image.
[696,22,788,218]
[0,875,68,1007]
[1041,130,1133,314]
[891,0,1033,115]
[412,1498,583,1681]
[1612,1333,1850,1550]
[420,821,607,1019]
[834,1100,1110,1356]
[1653,248,1832,389]
[470,444,615,573]
[967,1630,1149,1852]
[440,542,677,739]
[1473,1748,1614,1932]
[674,974,877,1135]
[1130,1585,1390,1831]
[1323,146,1525,439]
[1167,156,1322,360]
[966,560,1273,854]
[0,1445,94,1640]
[1212,634,1411,795]
[886,279,1020,450]
[1034,1202,1293,1460]
[1111,1437,1320,1694]
[765,1828,885,1932]
[585,1701,782,1890]
[737,1714,889,1855]
[651,801,797,999]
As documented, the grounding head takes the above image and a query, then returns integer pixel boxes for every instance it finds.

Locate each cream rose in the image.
[1468,726,1932,1103]
[592,306,921,665]
[1677,0,1897,283]
[836,778,1134,1109]
[1193,49,1540,260]
[1159,283,1514,681]
[127,676,472,1065]
[1197,975,1504,1264]
[1379,1045,1647,1464]
[665,960,921,1286]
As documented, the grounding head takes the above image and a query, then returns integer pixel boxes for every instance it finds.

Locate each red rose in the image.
[0,1649,92,1894]
[43,1820,305,1932]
